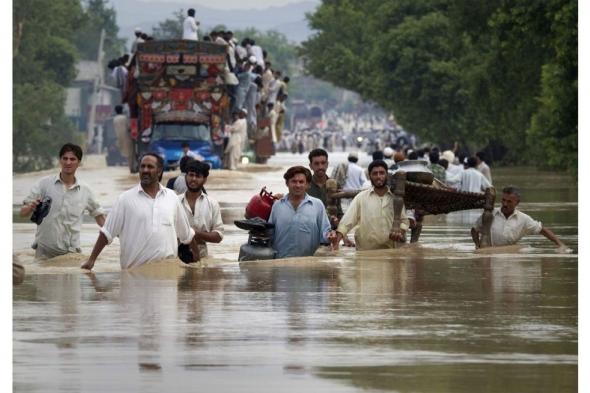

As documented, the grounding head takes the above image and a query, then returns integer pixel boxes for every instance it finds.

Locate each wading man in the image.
[307,148,353,247]
[331,160,409,251]
[21,143,105,260]
[179,160,224,259]
[269,166,336,258]
[459,156,491,193]
[81,153,199,270]
[471,186,568,251]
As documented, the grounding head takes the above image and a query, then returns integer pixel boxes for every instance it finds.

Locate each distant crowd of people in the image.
[371,145,493,194]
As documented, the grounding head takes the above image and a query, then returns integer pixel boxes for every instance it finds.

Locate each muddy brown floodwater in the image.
[13,152,577,392]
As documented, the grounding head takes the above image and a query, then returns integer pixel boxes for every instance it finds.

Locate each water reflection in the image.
[314,363,577,393]
[13,250,577,392]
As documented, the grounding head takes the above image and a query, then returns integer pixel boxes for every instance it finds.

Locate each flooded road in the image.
[13,152,577,392]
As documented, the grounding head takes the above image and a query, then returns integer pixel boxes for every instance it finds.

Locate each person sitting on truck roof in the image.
[182,8,199,41]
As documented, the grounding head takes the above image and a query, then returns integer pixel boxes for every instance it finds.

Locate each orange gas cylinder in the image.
[245,187,275,221]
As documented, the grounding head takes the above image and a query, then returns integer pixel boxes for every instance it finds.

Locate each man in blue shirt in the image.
[269,166,336,258]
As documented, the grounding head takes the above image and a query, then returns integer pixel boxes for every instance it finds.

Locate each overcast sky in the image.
[137,0,317,10]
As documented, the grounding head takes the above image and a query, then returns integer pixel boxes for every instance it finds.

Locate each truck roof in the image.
[135,40,227,90]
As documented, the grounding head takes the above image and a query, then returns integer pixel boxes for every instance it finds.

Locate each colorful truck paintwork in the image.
[129,40,230,171]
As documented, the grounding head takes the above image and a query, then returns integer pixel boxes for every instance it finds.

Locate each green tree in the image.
[152,9,185,40]
[73,0,125,60]
[302,0,577,174]
[527,0,577,175]
[13,0,127,172]
[13,0,85,172]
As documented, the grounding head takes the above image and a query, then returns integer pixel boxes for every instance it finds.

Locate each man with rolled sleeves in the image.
[331,160,409,251]
[471,186,568,250]
[81,153,199,270]
[20,143,105,260]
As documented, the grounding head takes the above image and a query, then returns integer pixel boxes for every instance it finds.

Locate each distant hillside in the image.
[112,0,320,48]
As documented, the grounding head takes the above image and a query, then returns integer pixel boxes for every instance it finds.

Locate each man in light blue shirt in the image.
[269,166,336,258]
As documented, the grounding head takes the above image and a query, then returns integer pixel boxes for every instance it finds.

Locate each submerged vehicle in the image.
[149,123,221,170]
[127,39,230,171]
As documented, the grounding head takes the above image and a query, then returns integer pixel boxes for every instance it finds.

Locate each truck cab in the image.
[148,122,221,170]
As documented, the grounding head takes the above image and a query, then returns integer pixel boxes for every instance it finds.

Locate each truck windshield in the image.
[152,123,211,142]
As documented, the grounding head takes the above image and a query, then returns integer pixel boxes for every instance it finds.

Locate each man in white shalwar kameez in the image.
[224,109,247,170]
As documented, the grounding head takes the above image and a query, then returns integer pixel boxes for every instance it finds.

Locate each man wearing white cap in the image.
[442,150,463,189]
[383,147,395,168]
[131,27,144,53]
[334,152,367,191]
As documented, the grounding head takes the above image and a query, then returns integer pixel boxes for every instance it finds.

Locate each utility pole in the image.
[87,28,105,152]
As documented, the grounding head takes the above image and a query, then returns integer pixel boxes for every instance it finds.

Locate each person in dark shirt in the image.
[307,148,354,247]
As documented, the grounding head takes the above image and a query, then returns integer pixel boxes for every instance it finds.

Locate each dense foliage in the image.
[301,0,577,175]
[13,0,124,172]
[152,9,185,40]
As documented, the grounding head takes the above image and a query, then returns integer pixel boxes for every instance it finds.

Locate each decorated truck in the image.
[127,40,230,171]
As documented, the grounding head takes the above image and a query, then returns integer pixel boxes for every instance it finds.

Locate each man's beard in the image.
[141,174,157,186]
[371,179,386,188]
[187,184,203,193]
